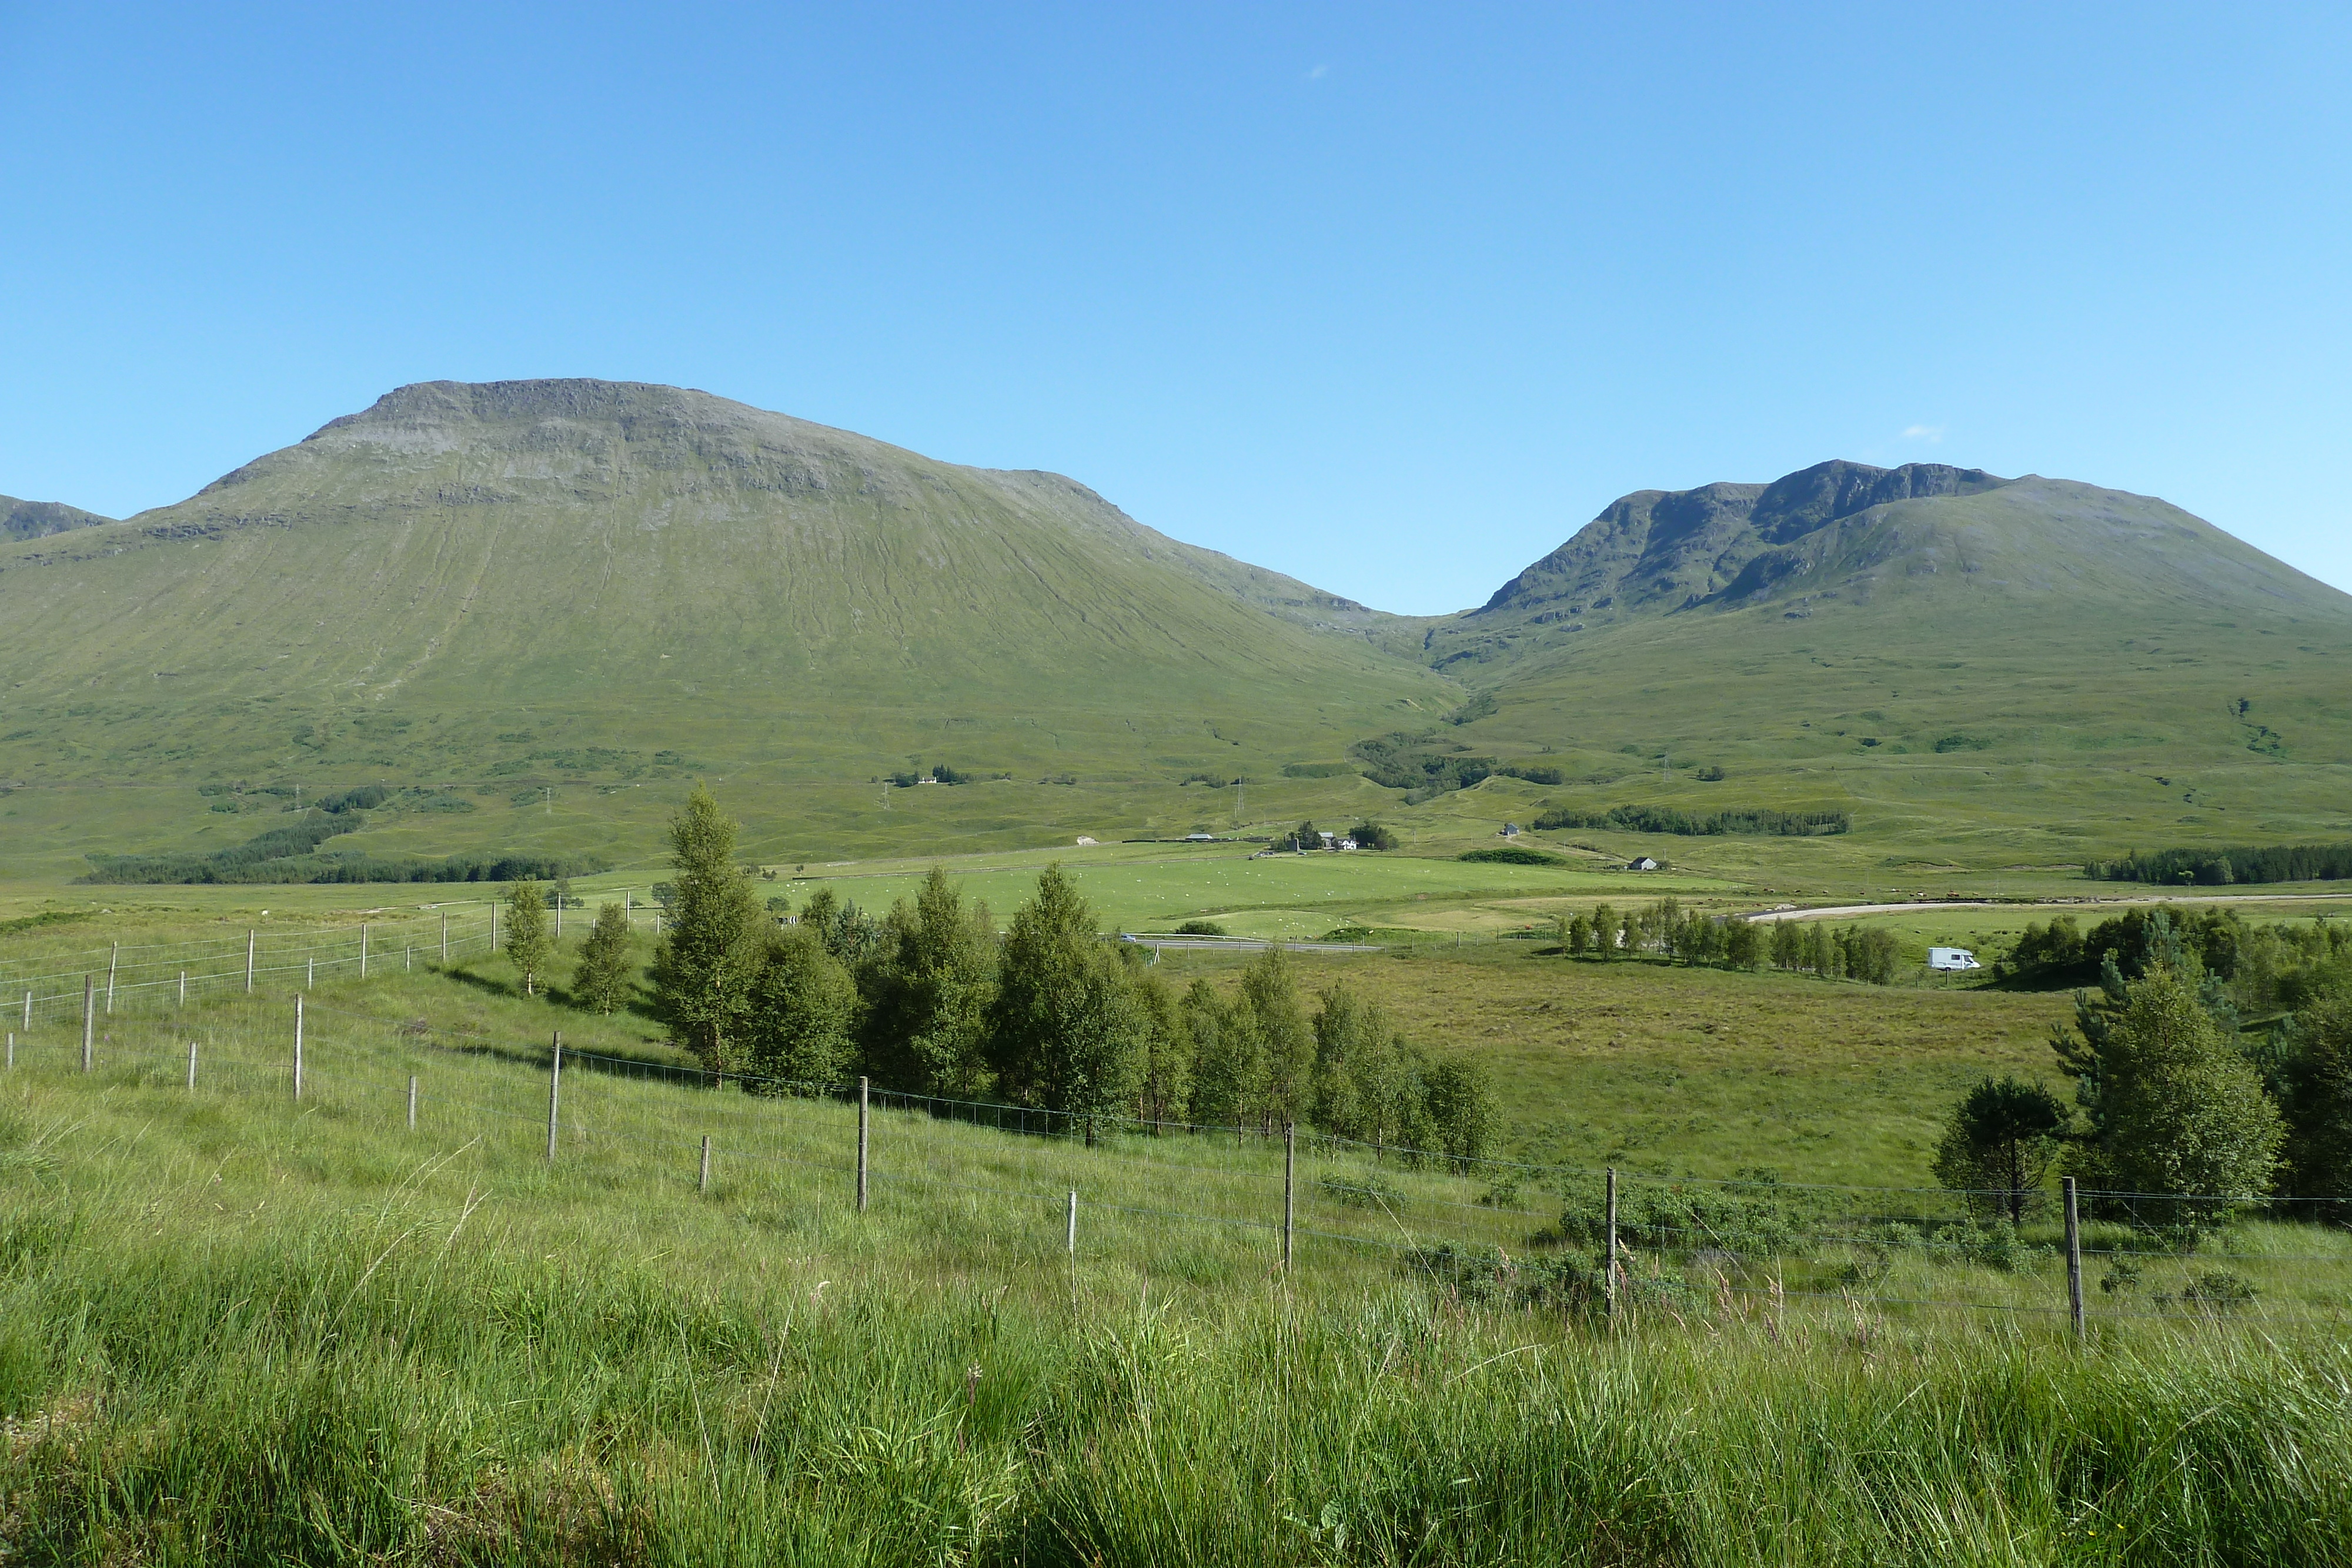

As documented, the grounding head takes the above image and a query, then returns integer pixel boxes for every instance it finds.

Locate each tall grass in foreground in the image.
[0,1071,2348,1564]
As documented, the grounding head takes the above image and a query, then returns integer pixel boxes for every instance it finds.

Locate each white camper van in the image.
[1929,947,1981,972]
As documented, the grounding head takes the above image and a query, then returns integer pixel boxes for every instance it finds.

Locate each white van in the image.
[1929,947,1981,972]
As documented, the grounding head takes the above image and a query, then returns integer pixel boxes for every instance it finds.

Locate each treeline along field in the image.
[1533,803,1851,837]
[81,800,608,885]
[2087,841,2352,887]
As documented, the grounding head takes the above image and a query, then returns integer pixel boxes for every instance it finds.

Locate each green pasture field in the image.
[0,837,1742,958]
[9,845,2348,1191]
[7,709,2348,908]
[0,899,2075,1191]
[9,835,2352,1215]
[767,841,1740,941]
[2,987,2350,1563]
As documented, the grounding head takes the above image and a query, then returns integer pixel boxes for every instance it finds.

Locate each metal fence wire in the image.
[8,994,2351,1334]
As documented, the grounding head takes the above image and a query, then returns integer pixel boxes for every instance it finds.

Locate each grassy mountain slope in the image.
[1406,464,2352,869]
[5,410,2347,885]
[0,380,1453,875]
[0,494,112,541]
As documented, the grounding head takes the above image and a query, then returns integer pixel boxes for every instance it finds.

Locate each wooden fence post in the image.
[19,991,28,1031]
[1066,1189,1078,1255]
[2064,1176,2084,1342]
[293,994,304,1100]
[1282,1121,1296,1271]
[440,914,448,963]
[1605,1166,1620,1322]
[245,931,255,994]
[178,970,187,1008]
[187,1038,197,1090]
[857,1076,870,1213]
[407,1074,418,1131]
[700,1135,712,1196]
[106,942,117,1014]
[81,976,93,1072]
[306,957,314,990]
[545,1032,562,1162]
[491,904,500,954]
[360,923,369,979]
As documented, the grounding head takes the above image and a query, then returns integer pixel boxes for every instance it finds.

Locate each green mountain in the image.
[5,405,2347,884]
[1421,460,2345,670]
[0,380,1452,875]
[1400,461,2352,867]
[1,494,113,542]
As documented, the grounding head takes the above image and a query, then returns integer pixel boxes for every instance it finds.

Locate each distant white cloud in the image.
[1307,62,1329,79]
[1901,424,1946,443]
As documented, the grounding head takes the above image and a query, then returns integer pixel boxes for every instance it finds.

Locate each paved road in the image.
[1746,892,2352,923]
[1120,935,1381,953]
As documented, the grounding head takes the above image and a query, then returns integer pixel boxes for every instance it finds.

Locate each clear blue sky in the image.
[4,2,2347,613]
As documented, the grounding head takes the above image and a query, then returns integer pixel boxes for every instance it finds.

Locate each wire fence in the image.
[10,992,2352,1335]
[0,894,689,1032]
